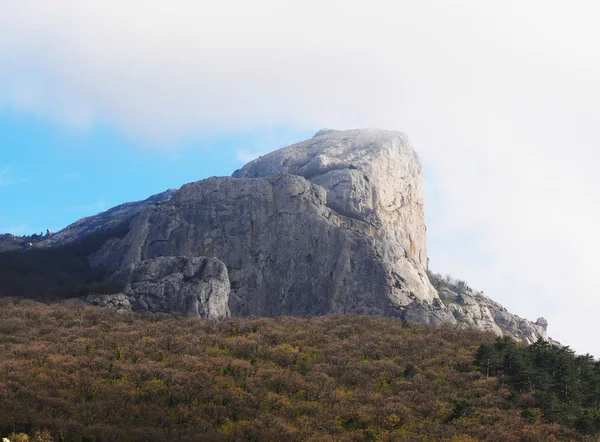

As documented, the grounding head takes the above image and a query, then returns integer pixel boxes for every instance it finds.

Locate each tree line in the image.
[475,337,600,435]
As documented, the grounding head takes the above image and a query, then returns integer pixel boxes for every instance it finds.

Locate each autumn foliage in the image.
[0,299,590,441]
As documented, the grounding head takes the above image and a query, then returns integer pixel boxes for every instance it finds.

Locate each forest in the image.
[475,337,600,435]
[0,224,129,303]
[0,298,597,441]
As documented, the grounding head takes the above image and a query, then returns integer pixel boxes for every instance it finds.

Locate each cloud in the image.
[2,1,600,353]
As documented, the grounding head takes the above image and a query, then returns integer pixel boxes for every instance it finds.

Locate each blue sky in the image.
[0,110,313,235]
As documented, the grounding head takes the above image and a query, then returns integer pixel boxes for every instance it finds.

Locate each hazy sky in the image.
[1,1,599,355]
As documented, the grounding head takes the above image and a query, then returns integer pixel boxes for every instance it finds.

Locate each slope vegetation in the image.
[0,300,590,441]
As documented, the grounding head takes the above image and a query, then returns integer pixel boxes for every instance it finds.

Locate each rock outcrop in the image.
[234,129,428,269]
[92,130,439,319]
[39,189,177,248]
[121,256,230,319]
[438,287,547,344]
[0,128,549,341]
[81,128,549,342]
[85,293,132,311]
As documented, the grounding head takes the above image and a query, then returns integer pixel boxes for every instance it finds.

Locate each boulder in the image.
[122,256,230,319]
[85,293,132,310]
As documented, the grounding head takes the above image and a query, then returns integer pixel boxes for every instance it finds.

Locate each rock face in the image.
[85,293,132,311]
[234,129,428,269]
[438,288,547,345]
[121,256,230,319]
[38,189,177,248]
[93,130,439,319]
[22,127,547,342]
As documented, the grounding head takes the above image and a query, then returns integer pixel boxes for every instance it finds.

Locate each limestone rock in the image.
[232,129,438,308]
[122,256,230,319]
[438,286,547,345]
[313,128,336,137]
[94,171,435,317]
[234,129,428,269]
[535,317,549,331]
[400,298,457,325]
[45,128,548,345]
[39,189,176,247]
[93,129,441,317]
[85,293,132,310]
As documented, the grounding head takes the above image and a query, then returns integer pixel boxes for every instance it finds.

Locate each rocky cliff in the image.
[430,275,548,345]
[0,129,549,344]
[90,130,446,321]
[234,129,428,270]
[80,128,545,343]
[39,189,177,248]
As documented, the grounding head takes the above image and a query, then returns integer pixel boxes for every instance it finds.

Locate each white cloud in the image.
[2,1,600,353]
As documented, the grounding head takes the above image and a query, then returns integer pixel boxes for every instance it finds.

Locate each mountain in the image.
[39,189,177,248]
[0,190,175,253]
[0,129,549,344]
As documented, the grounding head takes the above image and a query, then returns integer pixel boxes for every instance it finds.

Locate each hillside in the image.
[0,299,591,442]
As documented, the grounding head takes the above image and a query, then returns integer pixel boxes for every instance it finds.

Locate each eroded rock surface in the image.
[53,128,548,343]
[94,171,434,317]
[234,129,428,269]
[438,287,548,345]
[39,190,177,248]
[121,256,230,319]
[85,293,132,310]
